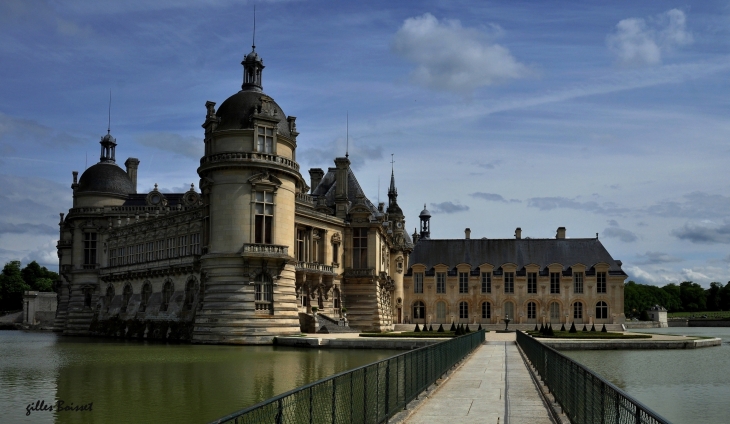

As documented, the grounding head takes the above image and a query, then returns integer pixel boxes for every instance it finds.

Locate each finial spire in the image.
[391,153,395,174]
[107,89,111,134]
[346,112,349,158]
[252,5,256,51]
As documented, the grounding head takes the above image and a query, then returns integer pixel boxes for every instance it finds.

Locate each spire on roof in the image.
[99,90,116,163]
[241,7,264,92]
[387,154,402,216]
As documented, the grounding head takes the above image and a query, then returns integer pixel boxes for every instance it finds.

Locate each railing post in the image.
[384,360,391,422]
[332,378,336,424]
[363,367,368,423]
[276,398,283,424]
[309,385,313,424]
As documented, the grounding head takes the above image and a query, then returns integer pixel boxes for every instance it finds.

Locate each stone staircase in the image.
[316,313,360,334]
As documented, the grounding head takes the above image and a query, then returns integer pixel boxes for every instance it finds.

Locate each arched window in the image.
[161,281,173,312]
[459,301,469,319]
[527,302,537,319]
[413,301,425,320]
[184,278,197,310]
[549,302,560,321]
[255,273,273,313]
[596,301,608,319]
[503,301,514,320]
[436,301,446,320]
[573,302,583,319]
[140,282,152,312]
[121,284,132,312]
[481,302,491,319]
[105,285,115,312]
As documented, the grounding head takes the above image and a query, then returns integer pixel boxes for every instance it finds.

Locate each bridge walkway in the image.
[404,340,554,424]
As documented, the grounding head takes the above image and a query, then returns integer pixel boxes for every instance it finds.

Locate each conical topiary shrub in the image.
[414,323,421,332]
[450,322,457,332]
[534,323,539,332]
[465,324,471,333]
[590,324,596,332]
[540,322,545,332]
[582,324,588,332]
[601,324,607,332]
[560,323,566,332]
[478,323,483,331]
[437,323,445,332]
[429,324,434,332]
[569,322,577,333]
[547,324,555,336]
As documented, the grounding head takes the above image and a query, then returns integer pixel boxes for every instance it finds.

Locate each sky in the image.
[1,0,729,287]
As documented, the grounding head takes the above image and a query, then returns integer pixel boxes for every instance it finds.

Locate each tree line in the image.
[0,260,58,311]
[624,280,730,317]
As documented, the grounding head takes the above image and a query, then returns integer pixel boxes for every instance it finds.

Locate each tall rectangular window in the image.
[109,248,116,267]
[190,233,200,255]
[458,272,469,294]
[257,126,274,153]
[597,272,607,293]
[574,272,584,294]
[167,238,176,258]
[146,242,154,261]
[481,272,492,293]
[414,272,423,294]
[137,244,143,263]
[352,228,368,268]
[436,272,446,293]
[156,240,165,260]
[332,243,339,264]
[255,191,274,244]
[127,244,134,264]
[504,272,514,294]
[550,272,561,294]
[296,229,306,262]
[83,233,97,265]
[527,272,537,294]
[178,235,188,257]
[118,247,125,265]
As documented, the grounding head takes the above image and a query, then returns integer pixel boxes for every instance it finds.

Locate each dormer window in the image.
[257,126,274,154]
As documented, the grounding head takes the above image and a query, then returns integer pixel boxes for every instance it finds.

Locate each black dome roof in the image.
[77,162,134,196]
[215,90,291,136]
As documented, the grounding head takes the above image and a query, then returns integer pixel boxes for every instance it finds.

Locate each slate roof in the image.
[311,167,379,215]
[123,193,186,206]
[408,238,625,274]
[214,89,292,137]
[76,162,135,196]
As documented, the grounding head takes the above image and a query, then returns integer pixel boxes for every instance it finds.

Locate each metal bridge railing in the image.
[211,330,485,424]
[515,331,671,424]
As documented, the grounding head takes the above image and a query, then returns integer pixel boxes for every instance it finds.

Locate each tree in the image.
[720,282,730,311]
[0,261,31,311]
[706,282,722,311]
[20,261,58,292]
[679,281,706,312]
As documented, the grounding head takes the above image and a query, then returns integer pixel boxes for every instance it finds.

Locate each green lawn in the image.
[527,331,652,339]
[667,311,730,319]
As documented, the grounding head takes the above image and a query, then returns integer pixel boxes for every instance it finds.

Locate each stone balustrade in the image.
[200,152,300,172]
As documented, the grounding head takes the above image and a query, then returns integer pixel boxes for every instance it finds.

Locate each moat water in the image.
[0,331,399,423]
[564,327,730,424]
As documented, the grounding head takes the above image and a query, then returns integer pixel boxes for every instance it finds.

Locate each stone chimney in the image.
[556,227,566,239]
[334,157,350,219]
[308,168,324,193]
[465,228,471,239]
[125,158,140,194]
[515,227,522,239]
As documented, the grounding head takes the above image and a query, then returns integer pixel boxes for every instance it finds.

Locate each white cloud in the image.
[607,9,693,67]
[430,201,469,214]
[392,13,529,92]
[527,196,628,216]
[470,192,520,203]
[635,251,682,265]
[671,219,730,244]
[298,137,383,171]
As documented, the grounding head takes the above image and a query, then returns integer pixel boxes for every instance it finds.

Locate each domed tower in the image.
[193,44,304,344]
[419,204,431,240]
[58,129,139,335]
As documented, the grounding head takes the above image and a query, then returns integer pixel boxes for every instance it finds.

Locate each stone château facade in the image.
[53,44,626,344]
[54,45,412,344]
